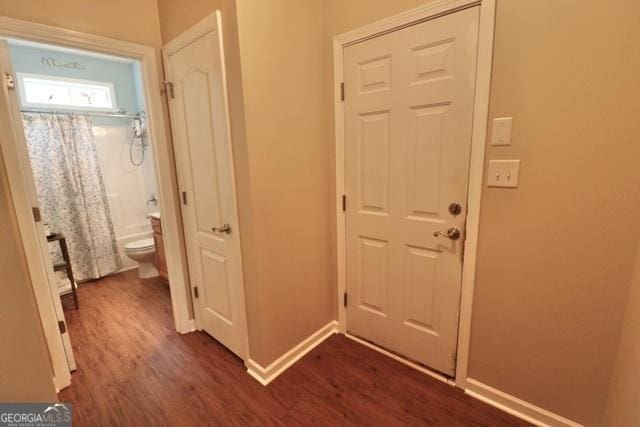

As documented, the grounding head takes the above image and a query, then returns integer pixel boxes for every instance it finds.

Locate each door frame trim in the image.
[161,12,250,360]
[0,15,195,387]
[332,0,496,389]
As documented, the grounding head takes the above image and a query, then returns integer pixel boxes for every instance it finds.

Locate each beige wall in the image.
[0,148,56,402]
[234,0,334,365]
[327,0,640,426]
[470,1,640,425]
[604,245,640,427]
[158,0,223,42]
[0,0,162,48]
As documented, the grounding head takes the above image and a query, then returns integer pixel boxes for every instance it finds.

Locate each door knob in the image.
[434,228,461,240]
[212,223,231,234]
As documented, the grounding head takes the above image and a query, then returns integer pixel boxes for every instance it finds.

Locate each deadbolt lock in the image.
[448,202,462,215]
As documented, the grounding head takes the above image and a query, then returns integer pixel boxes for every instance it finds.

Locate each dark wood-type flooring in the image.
[59,270,529,426]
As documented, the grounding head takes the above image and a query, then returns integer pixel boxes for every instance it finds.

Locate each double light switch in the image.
[487,160,520,188]
[488,117,520,188]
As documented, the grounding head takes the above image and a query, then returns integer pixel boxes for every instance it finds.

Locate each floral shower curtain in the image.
[22,113,121,281]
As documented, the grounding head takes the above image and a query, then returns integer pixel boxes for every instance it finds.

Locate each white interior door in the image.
[163,12,247,359]
[344,7,479,376]
[0,40,75,389]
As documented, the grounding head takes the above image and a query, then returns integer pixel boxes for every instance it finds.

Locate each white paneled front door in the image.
[163,13,247,359]
[344,7,480,376]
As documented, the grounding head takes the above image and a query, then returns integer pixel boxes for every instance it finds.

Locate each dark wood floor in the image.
[59,270,528,426]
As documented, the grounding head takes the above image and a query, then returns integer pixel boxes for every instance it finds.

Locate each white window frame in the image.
[16,72,118,112]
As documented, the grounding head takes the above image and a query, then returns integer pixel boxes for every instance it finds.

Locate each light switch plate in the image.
[491,117,513,146]
[487,160,520,188]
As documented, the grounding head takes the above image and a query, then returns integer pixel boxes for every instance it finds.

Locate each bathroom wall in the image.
[92,125,156,270]
[8,43,159,271]
[132,61,160,203]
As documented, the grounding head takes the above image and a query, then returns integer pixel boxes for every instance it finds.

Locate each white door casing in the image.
[0,39,75,388]
[344,7,479,376]
[163,12,248,359]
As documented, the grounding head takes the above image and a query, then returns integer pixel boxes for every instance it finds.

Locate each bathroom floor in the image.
[58,270,528,426]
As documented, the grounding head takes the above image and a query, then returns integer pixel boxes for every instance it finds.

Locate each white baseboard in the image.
[177,318,196,334]
[246,320,339,386]
[465,378,583,427]
[344,333,455,386]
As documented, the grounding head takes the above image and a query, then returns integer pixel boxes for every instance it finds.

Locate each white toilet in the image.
[124,238,158,279]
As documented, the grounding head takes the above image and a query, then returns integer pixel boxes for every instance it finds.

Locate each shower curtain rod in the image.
[20,108,142,119]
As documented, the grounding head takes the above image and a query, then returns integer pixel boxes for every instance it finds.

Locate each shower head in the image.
[131,117,145,138]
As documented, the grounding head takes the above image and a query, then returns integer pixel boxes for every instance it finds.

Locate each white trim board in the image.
[465,379,584,427]
[336,0,481,46]
[0,15,195,389]
[246,321,339,386]
[332,0,496,391]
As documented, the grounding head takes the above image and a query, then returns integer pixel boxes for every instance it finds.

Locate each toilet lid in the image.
[125,238,154,252]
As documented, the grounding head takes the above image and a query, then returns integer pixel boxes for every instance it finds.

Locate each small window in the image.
[17,72,117,112]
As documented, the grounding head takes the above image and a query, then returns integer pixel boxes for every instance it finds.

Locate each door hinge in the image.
[193,286,199,298]
[58,320,66,334]
[182,191,187,205]
[340,82,345,101]
[3,73,15,90]
[343,292,348,307]
[163,81,175,99]
[32,207,42,222]
[342,194,346,212]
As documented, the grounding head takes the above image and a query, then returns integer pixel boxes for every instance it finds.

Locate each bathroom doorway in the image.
[10,39,164,284]
[0,19,193,391]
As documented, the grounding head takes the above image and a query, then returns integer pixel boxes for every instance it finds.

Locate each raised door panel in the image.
[181,69,223,235]
[402,245,439,336]
[406,105,448,221]
[358,111,391,215]
[412,38,455,84]
[200,249,232,323]
[358,55,392,94]
[358,237,389,317]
